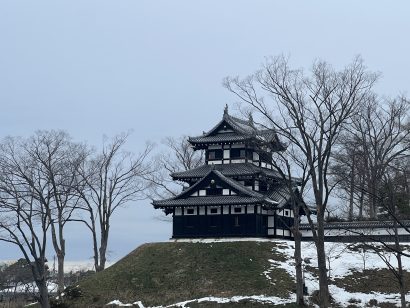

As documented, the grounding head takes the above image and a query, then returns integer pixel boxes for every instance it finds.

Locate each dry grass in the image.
[67,242,296,307]
[333,268,410,294]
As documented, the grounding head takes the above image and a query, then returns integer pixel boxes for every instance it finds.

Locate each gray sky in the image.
[1,1,410,261]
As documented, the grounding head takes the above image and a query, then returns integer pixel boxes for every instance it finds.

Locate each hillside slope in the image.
[70,241,296,307]
[67,240,410,307]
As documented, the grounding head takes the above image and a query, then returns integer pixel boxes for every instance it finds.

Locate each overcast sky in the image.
[1,1,410,262]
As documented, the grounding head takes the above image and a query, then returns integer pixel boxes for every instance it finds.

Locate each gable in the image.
[187,175,239,197]
[206,120,236,136]
[176,170,262,200]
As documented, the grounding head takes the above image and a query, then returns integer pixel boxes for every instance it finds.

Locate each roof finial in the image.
[224,104,229,115]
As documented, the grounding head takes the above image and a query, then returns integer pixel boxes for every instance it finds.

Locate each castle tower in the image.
[152,107,303,238]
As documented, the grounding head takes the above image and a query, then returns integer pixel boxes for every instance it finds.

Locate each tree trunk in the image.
[97,228,109,272]
[369,175,379,219]
[316,213,330,307]
[292,205,305,306]
[397,253,406,308]
[358,178,365,220]
[348,155,356,221]
[393,218,407,307]
[57,254,65,294]
[50,223,65,295]
[90,213,100,272]
[36,279,50,308]
[294,229,305,306]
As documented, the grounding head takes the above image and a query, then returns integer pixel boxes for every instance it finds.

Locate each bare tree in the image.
[224,55,377,307]
[0,137,52,308]
[331,134,368,220]
[75,133,152,272]
[23,131,87,294]
[146,136,204,200]
[352,97,410,219]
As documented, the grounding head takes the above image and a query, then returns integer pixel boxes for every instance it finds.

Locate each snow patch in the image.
[107,295,296,307]
[173,237,276,243]
[271,240,410,307]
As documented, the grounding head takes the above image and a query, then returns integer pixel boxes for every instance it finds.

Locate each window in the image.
[210,208,218,214]
[285,210,289,216]
[244,179,253,187]
[234,207,242,213]
[208,150,223,160]
[231,148,246,159]
[187,208,194,215]
[234,216,240,226]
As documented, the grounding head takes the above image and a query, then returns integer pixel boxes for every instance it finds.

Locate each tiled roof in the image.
[266,184,297,207]
[299,220,410,230]
[172,163,282,180]
[152,169,295,209]
[188,134,250,144]
[188,112,283,147]
[152,170,277,207]
[153,196,262,207]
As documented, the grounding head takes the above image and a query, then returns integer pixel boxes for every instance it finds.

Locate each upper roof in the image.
[188,106,284,149]
[171,163,282,181]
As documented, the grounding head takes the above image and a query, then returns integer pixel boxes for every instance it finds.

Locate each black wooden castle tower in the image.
[153,106,304,239]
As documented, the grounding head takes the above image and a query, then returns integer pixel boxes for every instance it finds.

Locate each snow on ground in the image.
[107,295,296,308]
[173,237,275,243]
[274,240,410,307]
[0,282,58,294]
[0,260,17,267]
[0,259,114,273]
[63,260,114,273]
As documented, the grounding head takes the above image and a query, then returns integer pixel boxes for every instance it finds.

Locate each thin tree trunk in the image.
[369,175,379,219]
[397,250,406,308]
[50,223,65,294]
[348,155,356,221]
[293,209,304,306]
[358,177,365,220]
[393,217,407,307]
[316,213,330,307]
[57,254,65,293]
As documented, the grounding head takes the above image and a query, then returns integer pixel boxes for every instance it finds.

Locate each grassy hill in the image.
[68,241,297,307]
[65,240,410,307]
